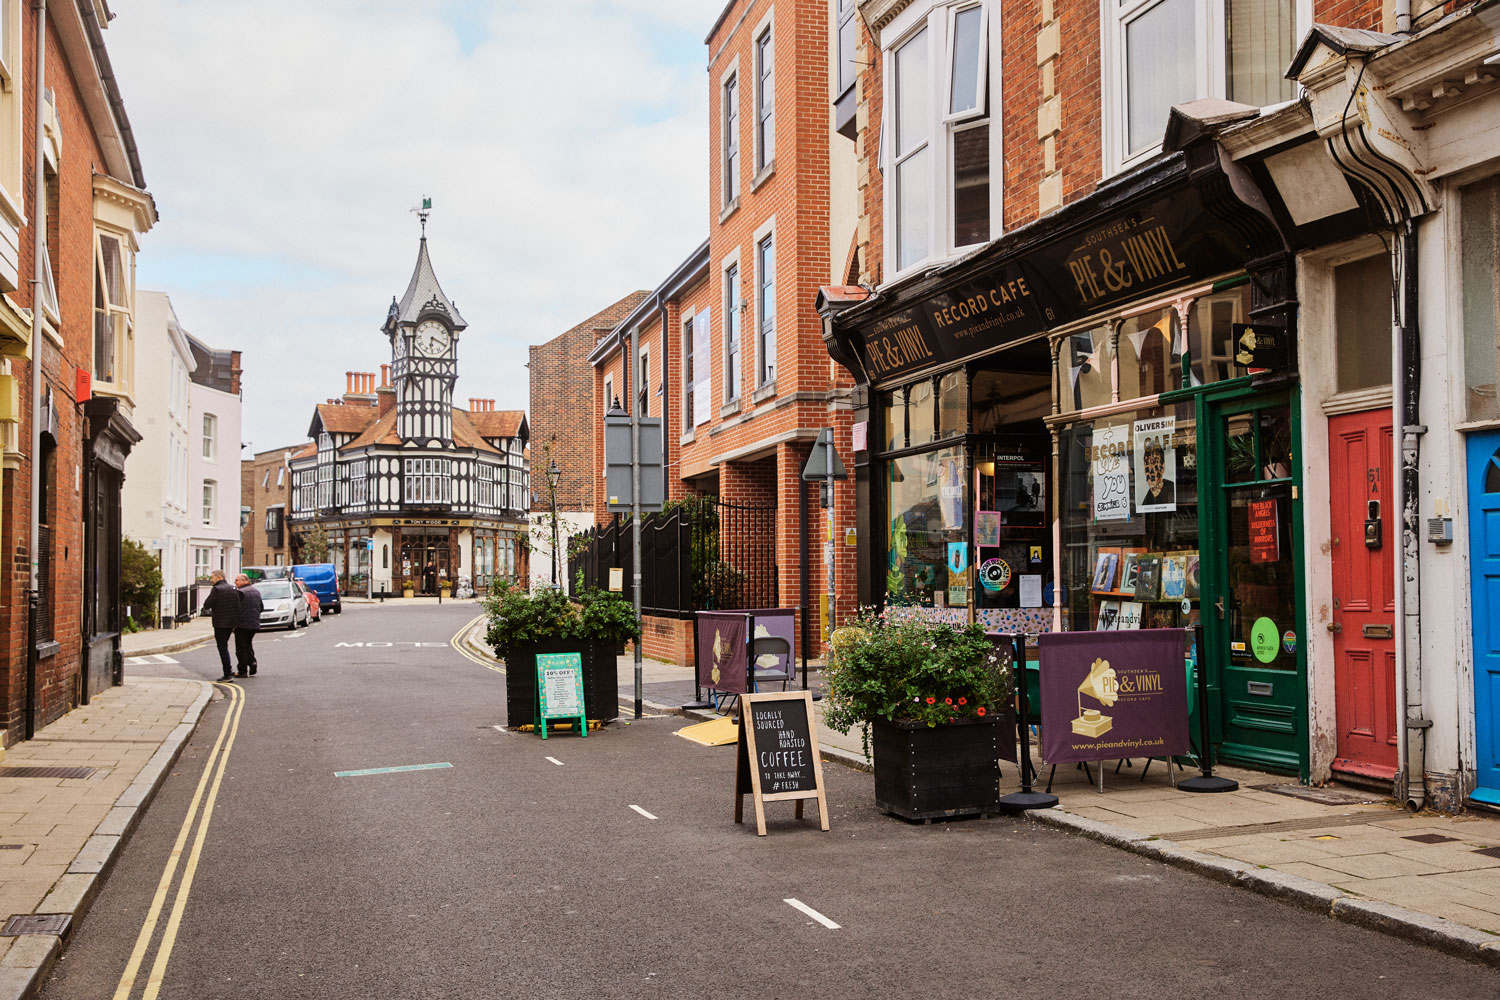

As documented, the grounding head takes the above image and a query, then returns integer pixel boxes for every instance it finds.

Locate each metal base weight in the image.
[1178,775,1239,793]
[998,791,1059,812]
[681,700,713,711]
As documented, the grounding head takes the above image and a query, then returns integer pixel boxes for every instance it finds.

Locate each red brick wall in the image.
[240,449,298,566]
[530,291,647,514]
[2,14,126,738]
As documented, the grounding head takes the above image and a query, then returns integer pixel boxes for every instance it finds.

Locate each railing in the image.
[566,498,777,617]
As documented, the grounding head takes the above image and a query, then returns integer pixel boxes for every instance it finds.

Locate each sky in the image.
[107,0,712,453]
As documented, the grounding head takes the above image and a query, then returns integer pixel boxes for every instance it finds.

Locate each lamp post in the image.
[547,459,562,588]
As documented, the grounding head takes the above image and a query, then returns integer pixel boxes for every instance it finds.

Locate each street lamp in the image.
[547,459,562,588]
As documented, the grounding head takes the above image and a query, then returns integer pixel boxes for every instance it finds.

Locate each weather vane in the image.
[412,195,432,237]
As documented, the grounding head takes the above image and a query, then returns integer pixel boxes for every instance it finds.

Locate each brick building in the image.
[0,3,156,742]
[240,443,310,569]
[527,289,647,591]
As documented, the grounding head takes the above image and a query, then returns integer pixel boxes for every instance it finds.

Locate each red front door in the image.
[1328,410,1397,779]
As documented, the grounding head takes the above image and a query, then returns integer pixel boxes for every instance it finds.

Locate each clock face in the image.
[415,320,450,357]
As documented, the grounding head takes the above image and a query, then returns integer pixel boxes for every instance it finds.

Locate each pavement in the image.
[0,676,212,998]
[457,622,1500,967]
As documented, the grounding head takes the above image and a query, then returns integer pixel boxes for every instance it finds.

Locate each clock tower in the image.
[383,226,466,446]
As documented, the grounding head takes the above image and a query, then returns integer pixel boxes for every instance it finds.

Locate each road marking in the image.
[493,725,507,733]
[114,681,246,1000]
[152,654,179,664]
[125,655,180,666]
[545,756,565,766]
[628,804,657,820]
[784,898,840,929]
[450,613,503,675]
[334,762,453,778]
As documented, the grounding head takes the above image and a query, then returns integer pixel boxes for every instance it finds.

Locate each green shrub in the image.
[483,582,640,656]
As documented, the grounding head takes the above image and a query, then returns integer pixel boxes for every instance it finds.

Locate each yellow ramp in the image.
[675,717,738,746]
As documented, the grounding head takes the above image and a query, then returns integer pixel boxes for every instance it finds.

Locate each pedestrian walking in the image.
[199,570,242,682]
[234,574,263,677]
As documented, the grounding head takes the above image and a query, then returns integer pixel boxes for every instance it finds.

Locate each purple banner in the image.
[1037,629,1189,764]
[696,612,749,694]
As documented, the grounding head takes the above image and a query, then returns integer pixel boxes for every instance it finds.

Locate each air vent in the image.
[1402,833,1458,844]
[2,914,70,936]
[0,766,98,780]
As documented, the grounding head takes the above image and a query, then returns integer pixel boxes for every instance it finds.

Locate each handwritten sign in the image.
[734,692,829,836]
[1092,423,1130,522]
[535,652,587,739]
[1249,499,1280,563]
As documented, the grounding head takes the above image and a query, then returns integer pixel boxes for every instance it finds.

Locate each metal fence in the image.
[567,499,777,617]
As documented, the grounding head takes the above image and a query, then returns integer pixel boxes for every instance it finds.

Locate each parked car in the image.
[255,579,309,630]
[291,563,342,615]
[242,565,293,581]
[296,580,321,622]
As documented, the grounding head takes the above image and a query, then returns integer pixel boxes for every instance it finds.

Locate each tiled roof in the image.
[343,409,400,450]
[452,410,502,454]
[392,237,467,329]
[291,443,316,459]
[465,410,525,439]
[313,403,379,436]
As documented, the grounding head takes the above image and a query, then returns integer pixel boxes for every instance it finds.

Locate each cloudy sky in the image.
[108,0,711,452]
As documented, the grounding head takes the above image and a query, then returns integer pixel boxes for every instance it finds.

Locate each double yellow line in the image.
[449,612,503,674]
[113,681,246,1000]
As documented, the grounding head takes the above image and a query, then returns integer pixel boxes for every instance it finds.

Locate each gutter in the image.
[26,0,48,740]
[75,0,146,189]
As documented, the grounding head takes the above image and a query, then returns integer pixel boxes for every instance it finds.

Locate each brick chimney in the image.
[344,371,377,406]
[377,366,396,418]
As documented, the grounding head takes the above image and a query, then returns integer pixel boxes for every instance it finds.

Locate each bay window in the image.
[94,231,133,388]
[1107,0,1296,173]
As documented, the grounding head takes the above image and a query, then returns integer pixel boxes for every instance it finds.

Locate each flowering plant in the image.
[824,608,1012,756]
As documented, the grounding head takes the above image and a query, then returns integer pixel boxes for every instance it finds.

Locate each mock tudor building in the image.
[288,229,529,595]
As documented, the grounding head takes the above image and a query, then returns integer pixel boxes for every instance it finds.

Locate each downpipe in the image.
[1396,221,1428,812]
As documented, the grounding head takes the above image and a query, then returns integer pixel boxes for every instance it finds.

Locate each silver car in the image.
[255,579,310,630]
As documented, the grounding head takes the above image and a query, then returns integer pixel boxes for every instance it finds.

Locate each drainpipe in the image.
[1396,220,1428,811]
[25,0,48,740]
[1394,0,1412,36]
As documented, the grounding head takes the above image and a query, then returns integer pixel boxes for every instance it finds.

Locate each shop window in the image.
[887,446,965,606]
[1117,308,1182,400]
[1060,328,1112,413]
[907,378,935,447]
[937,371,967,438]
[1462,175,1500,421]
[1223,405,1293,484]
[1334,253,1393,393]
[971,368,1049,434]
[1188,284,1251,386]
[1059,401,1201,634]
[882,388,905,450]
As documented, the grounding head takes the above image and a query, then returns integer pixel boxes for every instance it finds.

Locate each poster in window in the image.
[1096,600,1120,631]
[1091,550,1119,593]
[975,510,1000,547]
[1092,423,1130,521]
[1133,416,1177,512]
[939,456,964,529]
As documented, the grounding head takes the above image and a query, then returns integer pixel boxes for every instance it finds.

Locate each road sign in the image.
[800,428,848,481]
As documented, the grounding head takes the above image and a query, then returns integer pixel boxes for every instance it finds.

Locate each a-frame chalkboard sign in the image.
[535,652,587,739]
[734,691,829,836]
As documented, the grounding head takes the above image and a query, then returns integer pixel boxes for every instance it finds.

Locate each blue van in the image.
[291,563,342,615]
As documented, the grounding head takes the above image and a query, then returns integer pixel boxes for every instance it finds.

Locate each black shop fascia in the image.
[818,127,1298,619]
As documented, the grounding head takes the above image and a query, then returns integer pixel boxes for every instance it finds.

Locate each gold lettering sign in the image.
[1066,217,1188,308]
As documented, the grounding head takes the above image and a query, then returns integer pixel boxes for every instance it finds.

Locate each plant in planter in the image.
[483,583,641,727]
[401,579,415,598]
[826,610,1012,821]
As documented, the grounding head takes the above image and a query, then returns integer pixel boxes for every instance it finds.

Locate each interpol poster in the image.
[1037,630,1189,764]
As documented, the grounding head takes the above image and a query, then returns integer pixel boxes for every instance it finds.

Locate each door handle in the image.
[1215,598,1225,619]
[1327,621,1342,634]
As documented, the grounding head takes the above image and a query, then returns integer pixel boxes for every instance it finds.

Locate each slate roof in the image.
[391,237,467,330]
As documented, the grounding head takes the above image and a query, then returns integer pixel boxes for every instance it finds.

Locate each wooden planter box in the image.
[871,716,1002,822]
[501,639,620,728]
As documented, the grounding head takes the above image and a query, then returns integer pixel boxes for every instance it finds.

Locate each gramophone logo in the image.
[1072,657,1120,737]
[711,629,729,687]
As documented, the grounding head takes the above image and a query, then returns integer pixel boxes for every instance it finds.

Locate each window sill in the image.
[35,640,60,660]
[718,197,740,225]
[751,160,776,192]
[751,381,777,404]
[720,398,742,419]
[680,428,696,445]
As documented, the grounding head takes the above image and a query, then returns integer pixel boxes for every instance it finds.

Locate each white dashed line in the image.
[545,756,564,766]
[492,725,507,733]
[784,898,840,929]
[628,805,658,820]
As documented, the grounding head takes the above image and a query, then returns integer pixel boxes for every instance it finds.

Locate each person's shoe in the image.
[237,670,248,677]
[249,666,257,675]
[220,675,235,683]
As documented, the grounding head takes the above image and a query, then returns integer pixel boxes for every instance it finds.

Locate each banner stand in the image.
[998,632,1059,813]
[1178,623,1239,793]
[683,614,712,711]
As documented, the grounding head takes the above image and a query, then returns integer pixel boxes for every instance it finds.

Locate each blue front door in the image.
[1466,432,1500,805]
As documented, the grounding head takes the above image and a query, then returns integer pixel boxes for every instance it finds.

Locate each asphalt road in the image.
[38,602,1499,999]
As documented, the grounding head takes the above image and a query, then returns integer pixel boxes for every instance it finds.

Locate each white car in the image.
[255,579,310,630]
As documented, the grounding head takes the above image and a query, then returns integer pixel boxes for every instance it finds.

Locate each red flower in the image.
[925,697,936,704]
[944,697,953,705]
[957,697,967,705]
[977,706,987,716]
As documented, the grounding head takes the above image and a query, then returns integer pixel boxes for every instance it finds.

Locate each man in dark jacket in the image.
[200,571,241,682]
[233,574,263,677]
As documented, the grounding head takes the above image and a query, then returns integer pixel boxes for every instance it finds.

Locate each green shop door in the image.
[1201,391,1308,778]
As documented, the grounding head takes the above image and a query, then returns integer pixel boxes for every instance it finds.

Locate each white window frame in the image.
[202,412,217,461]
[721,249,743,405]
[1102,0,1305,176]
[681,308,697,437]
[834,0,859,100]
[879,1,1001,281]
[202,480,216,526]
[754,215,777,387]
[603,373,615,415]
[193,546,210,583]
[753,9,776,176]
[720,57,742,211]
[637,340,651,417]
[92,228,134,391]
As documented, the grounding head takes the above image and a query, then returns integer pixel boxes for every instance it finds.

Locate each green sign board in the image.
[536,652,587,739]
